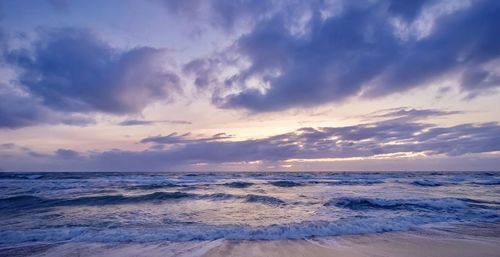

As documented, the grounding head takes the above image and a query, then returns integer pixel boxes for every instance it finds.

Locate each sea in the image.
[0,171,499,245]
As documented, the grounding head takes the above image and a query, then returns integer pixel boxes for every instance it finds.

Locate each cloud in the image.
[185,0,500,112]
[460,65,500,99]
[183,57,227,88]
[6,27,180,115]
[87,117,500,170]
[0,90,95,129]
[118,119,191,126]
[140,132,231,144]
[363,107,462,122]
[54,148,79,159]
[0,143,15,149]
[2,109,498,170]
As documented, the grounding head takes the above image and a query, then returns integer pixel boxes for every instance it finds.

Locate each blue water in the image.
[0,172,498,245]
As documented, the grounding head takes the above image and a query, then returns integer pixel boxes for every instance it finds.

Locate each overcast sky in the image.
[0,0,499,171]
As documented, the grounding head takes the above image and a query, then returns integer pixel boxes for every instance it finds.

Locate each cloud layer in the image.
[1,27,180,128]
[7,28,180,114]
[32,109,499,170]
[184,0,500,112]
[0,89,94,129]
[1,0,499,130]
[132,118,500,167]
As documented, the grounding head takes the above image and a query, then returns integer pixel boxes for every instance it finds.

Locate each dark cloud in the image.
[183,57,227,88]
[0,143,15,149]
[186,0,500,112]
[118,119,191,126]
[0,92,49,128]
[0,90,95,129]
[118,120,155,126]
[6,27,180,115]
[460,67,500,99]
[27,151,48,158]
[55,148,79,159]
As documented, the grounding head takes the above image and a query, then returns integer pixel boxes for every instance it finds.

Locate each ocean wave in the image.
[0,191,288,210]
[126,183,181,190]
[470,180,500,186]
[223,181,254,188]
[199,193,286,205]
[204,193,238,200]
[0,173,44,180]
[2,172,499,246]
[245,194,286,205]
[70,191,194,205]
[327,180,384,186]
[324,197,496,211]
[411,180,443,187]
[0,192,194,210]
[0,195,47,210]
[1,215,498,244]
[270,181,303,187]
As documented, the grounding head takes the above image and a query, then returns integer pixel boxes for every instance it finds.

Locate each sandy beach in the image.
[3,223,498,257]
[204,224,500,257]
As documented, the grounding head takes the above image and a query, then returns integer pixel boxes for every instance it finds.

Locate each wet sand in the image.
[204,225,500,257]
[3,223,499,257]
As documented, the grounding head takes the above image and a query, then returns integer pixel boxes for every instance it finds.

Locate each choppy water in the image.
[0,172,499,245]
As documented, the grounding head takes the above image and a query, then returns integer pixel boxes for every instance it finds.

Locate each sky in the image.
[0,0,499,172]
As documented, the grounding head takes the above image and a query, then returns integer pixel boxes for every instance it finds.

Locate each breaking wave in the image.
[270,181,303,187]
[224,181,254,188]
[324,197,499,211]
[0,192,289,210]
[1,214,499,244]
[126,183,181,190]
[0,192,194,210]
[1,171,499,245]
[326,180,384,186]
[245,194,285,205]
[411,180,443,187]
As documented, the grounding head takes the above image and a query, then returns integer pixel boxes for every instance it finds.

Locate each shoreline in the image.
[204,223,500,257]
[2,223,499,257]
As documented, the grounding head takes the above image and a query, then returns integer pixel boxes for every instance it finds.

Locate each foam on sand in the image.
[203,225,500,257]
[10,224,500,257]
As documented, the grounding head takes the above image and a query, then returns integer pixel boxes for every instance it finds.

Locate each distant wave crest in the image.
[245,194,285,205]
[0,191,289,210]
[324,197,499,211]
[224,181,254,188]
[410,180,442,187]
[270,181,303,187]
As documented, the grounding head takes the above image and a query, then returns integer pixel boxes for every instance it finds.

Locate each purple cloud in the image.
[0,89,95,129]
[118,119,192,126]
[140,132,231,145]
[184,0,500,112]
[6,27,180,115]
[86,113,500,170]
